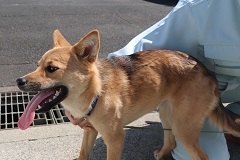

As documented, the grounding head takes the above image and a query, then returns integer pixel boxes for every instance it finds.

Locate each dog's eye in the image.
[46,65,59,73]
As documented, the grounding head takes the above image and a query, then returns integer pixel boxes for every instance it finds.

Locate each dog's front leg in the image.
[78,128,98,160]
[103,128,125,160]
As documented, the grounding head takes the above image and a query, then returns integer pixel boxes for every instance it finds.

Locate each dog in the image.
[16,30,240,160]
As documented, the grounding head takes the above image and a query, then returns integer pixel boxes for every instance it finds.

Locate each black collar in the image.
[85,95,99,117]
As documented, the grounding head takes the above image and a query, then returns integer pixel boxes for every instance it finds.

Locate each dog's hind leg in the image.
[172,129,208,160]
[78,128,98,160]
[154,101,176,160]
[170,102,209,160]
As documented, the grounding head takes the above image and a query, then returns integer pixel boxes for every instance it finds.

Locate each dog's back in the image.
[96,50,219,126]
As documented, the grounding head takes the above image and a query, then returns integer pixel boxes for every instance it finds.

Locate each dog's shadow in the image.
[89,122,174,160]
[73,121,240,160]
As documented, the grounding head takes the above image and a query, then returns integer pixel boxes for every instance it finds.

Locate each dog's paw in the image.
[154,150,165,160]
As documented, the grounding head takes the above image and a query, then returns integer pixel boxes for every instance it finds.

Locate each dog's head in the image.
[16,30,100,129]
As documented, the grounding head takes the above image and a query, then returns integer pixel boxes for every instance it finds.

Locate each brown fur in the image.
[20,30,240,160]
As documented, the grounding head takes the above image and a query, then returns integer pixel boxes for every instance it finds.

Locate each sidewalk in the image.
[0,110,240,160]
[0,112,171,160]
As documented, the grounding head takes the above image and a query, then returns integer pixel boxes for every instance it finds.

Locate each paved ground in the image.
[0,0,239,159]
[0,0,176,87]
[0,112,173,160]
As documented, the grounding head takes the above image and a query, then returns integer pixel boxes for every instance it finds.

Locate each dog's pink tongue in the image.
[18,90,55,130]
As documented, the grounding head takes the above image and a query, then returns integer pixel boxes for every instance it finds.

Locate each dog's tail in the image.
[210,101,240,134]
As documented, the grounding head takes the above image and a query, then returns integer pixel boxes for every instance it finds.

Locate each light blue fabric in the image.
[109,0,240,103]
[108,0,240,159]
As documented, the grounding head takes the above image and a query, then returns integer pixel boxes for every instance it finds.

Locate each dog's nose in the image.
[16,77,27,87]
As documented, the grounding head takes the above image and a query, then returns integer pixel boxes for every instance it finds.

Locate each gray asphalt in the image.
[0,112,173,160]
[0,0,239,160]
[0,0,175,87]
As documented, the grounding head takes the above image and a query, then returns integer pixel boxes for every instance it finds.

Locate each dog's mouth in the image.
[18,85,68,130]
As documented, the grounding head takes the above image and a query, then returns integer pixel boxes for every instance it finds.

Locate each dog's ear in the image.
[53,29,71,47]
[73,30,100,63]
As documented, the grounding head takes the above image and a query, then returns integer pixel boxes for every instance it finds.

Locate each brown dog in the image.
[16,30,240,160]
